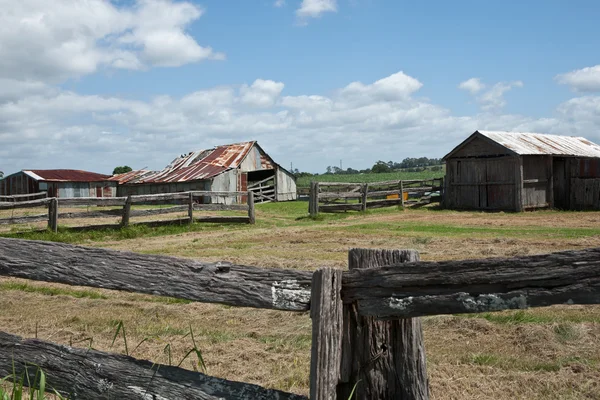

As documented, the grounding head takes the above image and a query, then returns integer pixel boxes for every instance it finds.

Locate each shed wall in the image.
[276,168,297,201]
[522,155,549,208]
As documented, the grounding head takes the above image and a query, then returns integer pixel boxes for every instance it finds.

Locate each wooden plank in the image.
[193,204,248,212]
[365,198,404,209]
[130,193,189,203]
[318,192,364,199]
[248,191,256,225]
[0,192,47,201]
[0,214,47,225]
[366,189,402,197]
[0,331,307,400]
[131,205,188,217]
[248,175,275,188]
[0,237,313,311]
[338,249,428,400]
[58,209,123,219]
[360,183,368,212]
[317,182,362,187]
[195,216,250,224]
[188,192,194,224]
[514,156,524,212]
[342,247,600,319]
[190,191,248,197]
[58,197,127,207]
[0,198,50,210]
[309,181,319,217]
[309,268,343,400]
[320,204,362,212]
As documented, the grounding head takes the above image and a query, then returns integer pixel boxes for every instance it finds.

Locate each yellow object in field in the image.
[386,194,399,199]
[403,191,409,201]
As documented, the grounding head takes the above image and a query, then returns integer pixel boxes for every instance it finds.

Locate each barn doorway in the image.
[553,157,568,209]
[247,169,276,203]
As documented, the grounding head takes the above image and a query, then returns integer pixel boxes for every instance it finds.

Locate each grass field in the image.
[1,202,599,399]
[295,166,445,187]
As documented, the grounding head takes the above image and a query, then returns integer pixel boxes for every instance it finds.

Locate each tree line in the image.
[292,157,443,178]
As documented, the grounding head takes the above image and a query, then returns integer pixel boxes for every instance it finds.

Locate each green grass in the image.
[460,310,600,325]
[0,281,107,299]
[296,167,445,187]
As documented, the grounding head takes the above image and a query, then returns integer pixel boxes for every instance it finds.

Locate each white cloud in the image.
[458,78,485,94]
[1,71,599,175]
[274,0,286,7]
[556,65,600,92]
[0,0,222,83]
[460,78,523,111]
[240,79,285,108]
[296,0,337,19]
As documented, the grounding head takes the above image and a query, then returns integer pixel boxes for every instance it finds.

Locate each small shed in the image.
[443,130,600,211]
[0,170,116,198]
[112,141,297,203]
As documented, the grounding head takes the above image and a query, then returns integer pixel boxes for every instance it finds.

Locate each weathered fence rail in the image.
[0,190,256,232]
[0,237,599,399]
[0,192,47,202]
[309,178,444,216]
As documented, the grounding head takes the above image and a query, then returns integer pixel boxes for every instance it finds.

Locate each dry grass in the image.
[1,203,600,398]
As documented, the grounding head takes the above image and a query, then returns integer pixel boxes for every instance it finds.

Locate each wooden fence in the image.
[0,191,255,232]
[248,176,276,203]
[0,237,598,399]
[309,178,444,216]
[0,192,48,203]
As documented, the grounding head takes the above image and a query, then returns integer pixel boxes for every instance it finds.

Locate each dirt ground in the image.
[1,204,599,398]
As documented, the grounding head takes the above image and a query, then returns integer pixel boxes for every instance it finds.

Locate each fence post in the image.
[121,195,132,228]
[309,181,319,217]
[248,190,255,224]
[361,183,368,212]
[400,180,405,207]
[188,192,194,224]
[48,198,58,233]
[338,248,429,400]
[309,268,343,400]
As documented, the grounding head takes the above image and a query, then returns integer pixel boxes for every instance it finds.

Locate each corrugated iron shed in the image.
[112,141,261,184]
[24,169,111,182]
[477,131,600,158]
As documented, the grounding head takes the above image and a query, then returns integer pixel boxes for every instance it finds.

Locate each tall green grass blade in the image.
[110,321,129,355]
[37,369,46,400]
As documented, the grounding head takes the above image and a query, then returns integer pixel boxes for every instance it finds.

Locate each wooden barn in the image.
[112,141,297,203]
[0,170,116,198]
[443,130,600,211]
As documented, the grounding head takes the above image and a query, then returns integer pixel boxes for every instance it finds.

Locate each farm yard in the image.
[295,167,445,188]
[1,202,599,399]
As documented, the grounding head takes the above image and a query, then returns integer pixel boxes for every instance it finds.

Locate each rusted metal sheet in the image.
[24,170,111,182]
[478,131,600,158]
[112,142,269,184]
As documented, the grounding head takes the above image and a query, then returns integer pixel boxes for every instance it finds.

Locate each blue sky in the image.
[1,0,600,175]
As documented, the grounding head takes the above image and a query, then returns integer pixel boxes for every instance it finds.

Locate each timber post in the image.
[121,195,132,228]
[309,181,319,217]
[360,183,368,212]
[188,192,194,224]
[48,198,58,233]
[309,268,343,400]
[248,190,256,224]
[400,180,405,207]
[338,248,429,400]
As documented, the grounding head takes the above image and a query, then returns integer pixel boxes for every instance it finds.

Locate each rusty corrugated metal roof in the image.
[113,141,261,184]
[24,169,111,182]
[477,131,600,157]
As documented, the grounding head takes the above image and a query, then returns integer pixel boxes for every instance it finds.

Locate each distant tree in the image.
[0,171,3,179]
[371,161,391,174]
[113,166,133,175]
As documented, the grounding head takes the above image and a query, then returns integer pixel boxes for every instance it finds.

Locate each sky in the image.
[1,0,600,176]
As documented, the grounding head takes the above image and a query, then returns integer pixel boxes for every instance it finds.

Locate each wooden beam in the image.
[193,204,248,212]
[48,198,58,233]
[0,331,307,400]
[0,214,47,225]
[514,156,524,212]
[342,248,600,318]
[310,268,343,400]
[121,195,132,227]
[0,198,50,210]
[58,197,127,207]
[360,183,368,212]
[338,249,428,400]
[319,204,363,212]
[0,238,313,311]
[248,191,256,225]
[195,216,250,224]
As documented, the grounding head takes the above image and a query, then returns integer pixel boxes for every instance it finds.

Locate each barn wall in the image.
[568,157,600,210]
[445,156,516,210]
[276,167,297,201]
[239,146,274,172]
[451,136,512,158]
[211,170,238,205]
[0,172,39,196]
[521,155,549,208]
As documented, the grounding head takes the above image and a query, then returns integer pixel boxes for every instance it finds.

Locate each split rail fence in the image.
[0,237,599,399]
[248,176,276,203]
[0,190,255,232]
[309,178,444,216]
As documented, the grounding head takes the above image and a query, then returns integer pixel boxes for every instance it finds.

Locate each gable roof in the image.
[111,141,276,184]
[23,169,111,182]
[444,130,600,160]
